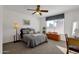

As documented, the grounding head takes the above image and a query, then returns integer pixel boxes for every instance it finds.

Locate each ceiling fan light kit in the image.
[27,5,48,16]
[36,12,40,15]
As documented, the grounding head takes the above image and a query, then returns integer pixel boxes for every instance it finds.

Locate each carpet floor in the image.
[3,40,66,54]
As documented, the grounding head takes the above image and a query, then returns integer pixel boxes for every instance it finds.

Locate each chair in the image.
[65,34,79,54]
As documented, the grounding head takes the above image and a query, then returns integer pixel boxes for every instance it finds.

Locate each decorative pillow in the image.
[22,30,30,34]
[21,28,35,34]
[30,30,34,34]
[31,29,35,34]
[21,28,31,34]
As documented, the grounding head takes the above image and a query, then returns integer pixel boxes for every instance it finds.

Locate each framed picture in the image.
[23,19,30,25]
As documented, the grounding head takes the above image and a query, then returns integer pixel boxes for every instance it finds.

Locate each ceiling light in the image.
[36,12,40,15]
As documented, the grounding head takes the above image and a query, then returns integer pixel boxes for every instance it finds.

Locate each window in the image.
[46,19,64,34]
[72,22,78,35]
[46,14,64,34]
[47,20,57,28]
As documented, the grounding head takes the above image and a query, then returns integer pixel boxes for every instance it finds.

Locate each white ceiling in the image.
[4,5,79,18]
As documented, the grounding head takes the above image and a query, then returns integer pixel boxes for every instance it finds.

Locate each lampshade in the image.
[13,22,20,29]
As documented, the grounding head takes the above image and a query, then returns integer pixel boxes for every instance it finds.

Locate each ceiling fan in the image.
[27,5,48,15]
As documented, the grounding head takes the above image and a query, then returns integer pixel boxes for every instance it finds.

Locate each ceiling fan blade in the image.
[27,9,35,11]
[40,10,48,12]
[32,12,36,14]
[39,13,42,15]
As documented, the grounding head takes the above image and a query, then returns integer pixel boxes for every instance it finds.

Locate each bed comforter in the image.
[22,34,47,48]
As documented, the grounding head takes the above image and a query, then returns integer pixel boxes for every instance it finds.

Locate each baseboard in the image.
[3,41,14,45]
[3,40,21,45]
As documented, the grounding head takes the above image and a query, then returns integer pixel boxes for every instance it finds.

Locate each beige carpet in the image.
[3,40,66,54]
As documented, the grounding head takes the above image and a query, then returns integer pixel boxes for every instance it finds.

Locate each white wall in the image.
[64,8,79,37]
[39,17,46,33]
[0,6,3,54]
[3,8,40,43]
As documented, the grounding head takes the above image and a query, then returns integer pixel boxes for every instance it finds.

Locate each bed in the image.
[20,28,48,48]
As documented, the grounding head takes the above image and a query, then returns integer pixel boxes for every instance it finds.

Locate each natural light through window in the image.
[46,19,64,34]
[72,22,78,35]
[47,20,57,28]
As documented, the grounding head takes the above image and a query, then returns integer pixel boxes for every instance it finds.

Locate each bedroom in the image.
[3,5,79,54]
